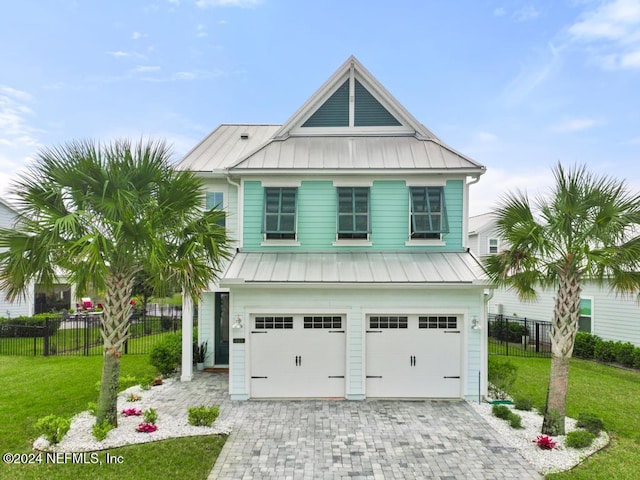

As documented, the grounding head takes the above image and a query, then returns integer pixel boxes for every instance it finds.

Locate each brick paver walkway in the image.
[163,372,541,479]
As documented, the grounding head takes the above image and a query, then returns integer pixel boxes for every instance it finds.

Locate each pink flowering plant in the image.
[121,408,142,417]
[533,435,557,450]
[136,423,158,433]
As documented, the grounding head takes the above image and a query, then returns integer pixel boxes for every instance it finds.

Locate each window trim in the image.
[263,187,297,240]
[336,186,370,240]
[578,297,594,334]
[488,238,499,254]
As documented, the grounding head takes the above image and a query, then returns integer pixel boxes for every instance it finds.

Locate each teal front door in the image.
[214,292,229,365]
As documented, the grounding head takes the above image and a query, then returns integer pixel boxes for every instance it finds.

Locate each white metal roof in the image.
[468,213,495,235]
[228,135,483,172]
[220,251,488,285]
[175,124,280,172]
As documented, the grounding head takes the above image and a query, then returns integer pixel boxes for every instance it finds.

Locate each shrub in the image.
[488,357,518,398]
[514,396,533,411]
[576,413,604,435]
[149,333,182,375]
[633,348,640,369]
[119,374,139,390]
[613,342,636,367]
[489,320,529,343]
[566,430,596,449]
[87,402,98,415]
[35,415,71,444]
[542,409,563,436]
[492,404,511,420]
[508,412,523,429]
[573,332,601,359]
[143,408,158,424]
[188,405,220,426]
[594,340,616,363]
[92,419,114,441]
[0,315,62,338]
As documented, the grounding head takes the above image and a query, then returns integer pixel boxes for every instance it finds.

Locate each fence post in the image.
[505,317,509,357]
[535,322,540,353]
[84,316,89,356]
[43,318,50,356]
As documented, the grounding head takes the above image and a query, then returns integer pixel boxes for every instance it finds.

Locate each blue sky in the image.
[1,0,639,215]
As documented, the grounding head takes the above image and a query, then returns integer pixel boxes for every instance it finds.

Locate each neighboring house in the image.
[0,198,34,318]
[0,198,72,317]
[178,56,491,400]
[469,213,640,346]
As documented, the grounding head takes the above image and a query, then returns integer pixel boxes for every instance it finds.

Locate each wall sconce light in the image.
[471,316,480,330]
[232,315,243,329]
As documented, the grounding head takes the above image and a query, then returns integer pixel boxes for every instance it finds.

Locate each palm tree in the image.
[485,163,640,435]
[0,139,231,427]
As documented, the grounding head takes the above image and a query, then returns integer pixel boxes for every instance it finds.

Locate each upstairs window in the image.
[488,238,499,254]
[337,187,369,239]
[410,186,448,239]
[263,187,297,240]
[206,192,225,227]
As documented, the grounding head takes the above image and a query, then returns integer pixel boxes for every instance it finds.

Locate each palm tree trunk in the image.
[542,269,581,435]
[96,270,135,427]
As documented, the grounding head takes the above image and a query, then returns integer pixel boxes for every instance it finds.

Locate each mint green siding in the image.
[243,179,464,250]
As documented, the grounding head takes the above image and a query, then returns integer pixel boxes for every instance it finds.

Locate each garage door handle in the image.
[410,355,416,366]
[366,375,382,378]
[328,375,345,378]
[251,331,268,334]
[328,330,345,333]
[295,355,302,366]
[444,376,460,379]
[366,330,382,333]
[444,331,461,334]
[251,376,268,379]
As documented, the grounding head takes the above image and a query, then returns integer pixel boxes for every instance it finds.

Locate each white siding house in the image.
[469,213,640,346]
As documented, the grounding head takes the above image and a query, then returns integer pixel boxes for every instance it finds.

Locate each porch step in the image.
[204,367,229,373]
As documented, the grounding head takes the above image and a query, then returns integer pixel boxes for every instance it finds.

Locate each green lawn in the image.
[504,356,640,479]
[0,355,225,480]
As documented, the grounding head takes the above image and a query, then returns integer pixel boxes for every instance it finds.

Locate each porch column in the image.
[181,293,194,382]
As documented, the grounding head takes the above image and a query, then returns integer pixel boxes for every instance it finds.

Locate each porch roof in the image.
[220,251,488,286]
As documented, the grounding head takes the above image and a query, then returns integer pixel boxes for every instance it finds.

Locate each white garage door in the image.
[366,315,462,398]
[250,315,346,398]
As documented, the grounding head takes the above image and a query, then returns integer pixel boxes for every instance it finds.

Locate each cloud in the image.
[133,65,161,73]
[195,0,263,8]
[514,5,540,22]
[196,24,208,37]
[131,31,147,40]
[551,117,599,133]
[501,42,562,106]
[493,7,506,17]
[106,51,131,58]
[568,0,640,69]
[474,131,499,143]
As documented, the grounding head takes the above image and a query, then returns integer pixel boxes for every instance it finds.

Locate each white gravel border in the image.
[469,401,609,475]
[33,380,231,453]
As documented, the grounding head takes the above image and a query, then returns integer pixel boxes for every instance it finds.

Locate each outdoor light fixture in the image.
[471,316,480,330]
[232,315,243,329]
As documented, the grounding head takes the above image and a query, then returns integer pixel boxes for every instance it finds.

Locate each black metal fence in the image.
[488,313,552,358]
[0,311,182,357]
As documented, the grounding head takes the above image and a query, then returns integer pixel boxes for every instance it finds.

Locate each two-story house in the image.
[177,56,491,400]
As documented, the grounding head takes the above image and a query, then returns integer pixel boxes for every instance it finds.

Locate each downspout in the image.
[225,173,242,250]
[463,175,481,250]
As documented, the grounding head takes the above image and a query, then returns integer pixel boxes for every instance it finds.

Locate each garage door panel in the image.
[250,315,345,398]
[366,315,462,398]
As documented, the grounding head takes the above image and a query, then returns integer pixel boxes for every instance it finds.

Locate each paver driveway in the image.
[181,372,541,479]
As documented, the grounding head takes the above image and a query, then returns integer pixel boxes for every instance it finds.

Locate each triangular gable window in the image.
[354,79,401,127]
[302,80,349,127]
[301,75,402,129]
